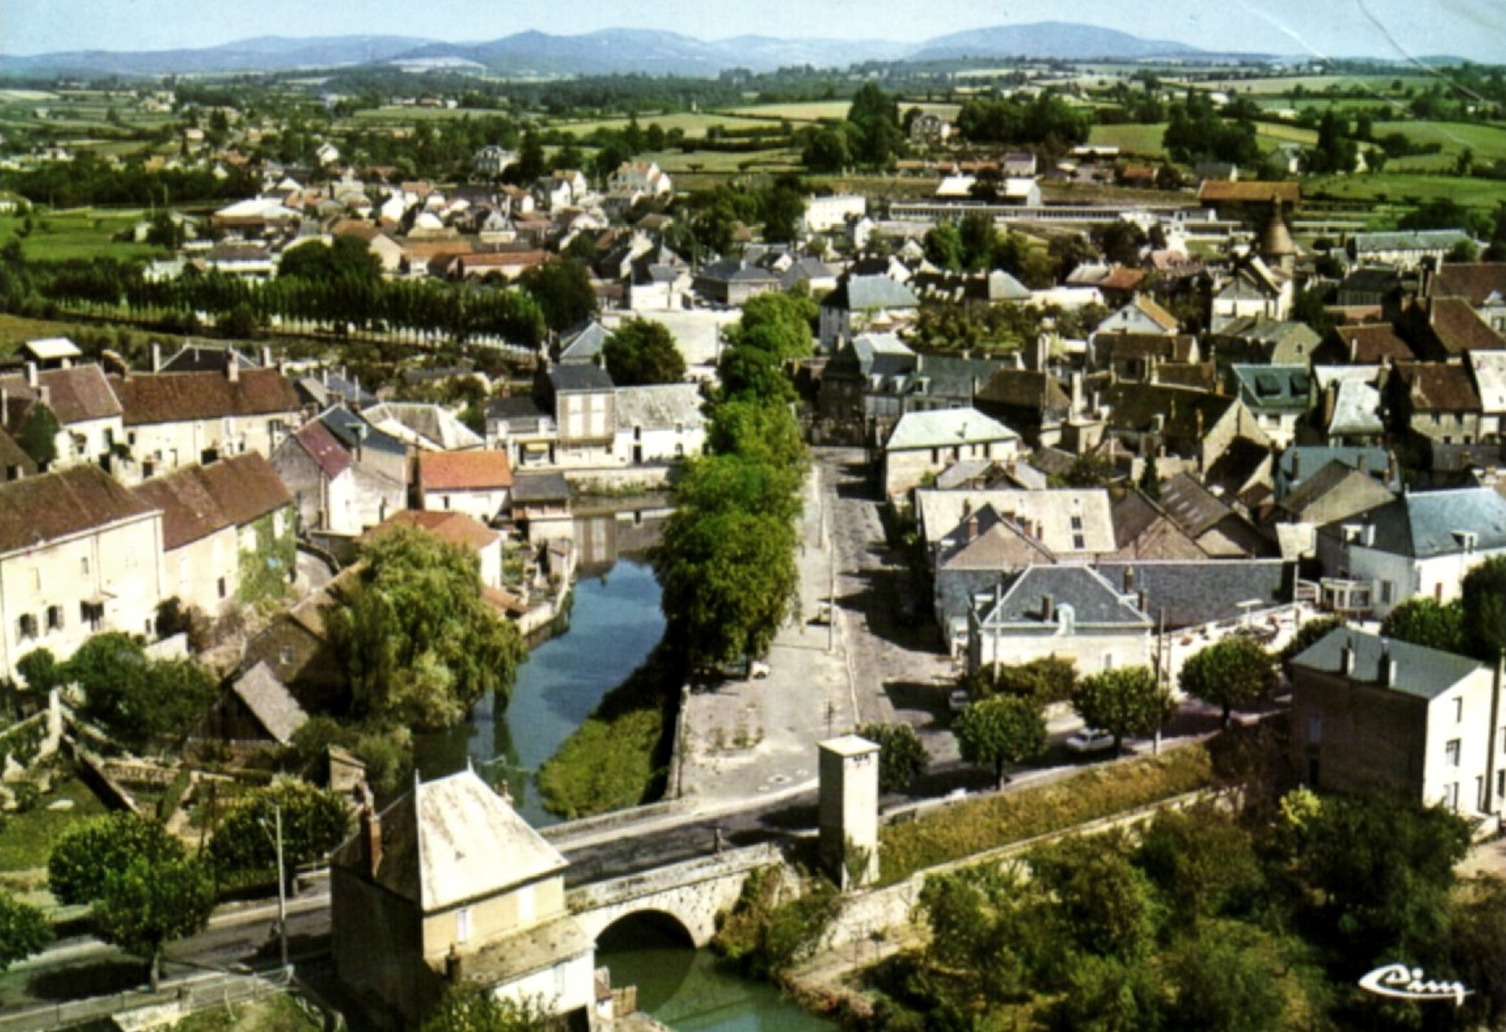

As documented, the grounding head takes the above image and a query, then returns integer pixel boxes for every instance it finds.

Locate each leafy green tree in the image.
[14,648,62,692]
[76,652,217,751]
[421,985,563,1032]
[327,525,524,729]
[916,864,1047,1005]
[923,223,965,271]
[653,509,797,667]
[962,656,1077,705]
[674,454,802,524]
[716,345,793,404]
[1379,597,1465,655]
[1029,833,1157,960]
[759,176,807,244]
[1163,923,1286,1032]
[723,293,816,362]
[15,402,58,468]
[0,892,50,973]
[1461,555,1506,662]
[1138,455,1161,501]
[277,234,381,283]
[1178,636,1278,729]
[705,399,807,474]
[1058,452,1116,488]
[1278,616,1342,668]
[1044,952,1164,1032]
[1073,666,1169,755]
[858,723,929,793]
[95,854,216,992]
[602,318,686,386]
[208,779,351,883]
[47,813,185,907]
[1135,805,1264,926]
[954,694,1047,788]
[958,211,998,271]
[801,126,851,173]
[518,259,596,334]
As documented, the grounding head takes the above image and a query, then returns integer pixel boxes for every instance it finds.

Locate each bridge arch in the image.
[596,908,696,949]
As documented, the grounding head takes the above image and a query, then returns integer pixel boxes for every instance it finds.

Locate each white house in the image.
[613,383,706,465]
[882,408,1020,499]
[416,451,514,524]
[966,565,1153,675]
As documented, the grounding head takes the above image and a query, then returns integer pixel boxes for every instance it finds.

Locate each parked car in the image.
[1065,728,1116,754]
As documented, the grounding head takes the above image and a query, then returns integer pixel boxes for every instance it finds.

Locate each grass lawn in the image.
[0,208,163,262]
[642,147,803,176]
[1373,120,1506,164]
[553,111,772,139]
[0,776,110,873]
[1087,122,1168,157]
[1305,171,1506,211]
[174,993,323,1032]
[726,100,852,122]
[1190,74,1430,96]
[1255,122,1318,147]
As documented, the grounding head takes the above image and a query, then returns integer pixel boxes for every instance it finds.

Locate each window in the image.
[1380,581,1392,605]
[80,602,103,632]
[217,577,227,600]
[80,556,90,577]
[280,647,295,666]
[1072,534,1086,549]
[16,614,37,641]
[1455,698,1464,723]
[46,606,63,633]
[455,906,471,944]
[1070,515,1083,530]
[1445,782,1461,812]
[1307,713,1323,745]
[1446,739,1462,767]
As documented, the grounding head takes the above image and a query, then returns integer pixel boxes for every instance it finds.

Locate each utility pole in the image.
[262,806,289,971]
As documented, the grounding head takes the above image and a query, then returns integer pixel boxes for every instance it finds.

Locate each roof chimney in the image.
[361,805,382,877]
[1123,566,1136,593]
[967,513,979,542]
[151,341,162,373]
[261,345,273,368]
[1378,643,1397,688]
[1042,593,1055,622]
[1340,638,1355,677]
[1291,451,1301,481]
[25,362,37,389]
[226,351,240,384]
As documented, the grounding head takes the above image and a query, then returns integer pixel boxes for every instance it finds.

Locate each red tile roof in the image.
[1397,362,1482,413]
[1429,263,1506,307]
[1420,297,1505,356]
[365,509,500,553]
[111,368,302,426]
[292,420,351,480]
[417,450,513,492]
[131,453,293,550]
[1197,181,1302,206]
[0,465,156,555]
[1332,323,1415,364]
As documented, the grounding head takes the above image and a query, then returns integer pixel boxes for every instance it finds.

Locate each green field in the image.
[642,147,803,181]
[1305,171,1506,211]
[0,209,163,262]
[1372,120,1506,169]
[1189,74,1432,97]
[551,111,774,138]
[1086,122,1168,157]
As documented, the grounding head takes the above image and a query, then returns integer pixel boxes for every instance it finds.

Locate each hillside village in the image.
[2,23,1506,1032]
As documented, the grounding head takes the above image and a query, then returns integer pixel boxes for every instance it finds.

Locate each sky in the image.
[3,0,1504,63]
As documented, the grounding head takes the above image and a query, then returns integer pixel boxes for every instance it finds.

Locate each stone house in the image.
[966,565,1153,676]
[0,364,125,472]
[1209,260,1293,332]
[538,366,617,468]
[510,472,573,544]
[1093,296,1181,337]
[1388,362,1485,446]
[0,466,165,681]
[110,359,303,475]
[1101,382,1270,473]
[1401,296,1506,362]
[613,383,705,465]
[272,411,408,539]
[330,768,595,1032]
[1315,486,1506,619]
[1290,628,1504,817]
[818,275,920,352]
[692,259,781,306]
[1347,229,1476,270]
[1230,364,1311,450]
[882,408,1020,500]
[416,451,514,524]
[1157,473,1275,558]
[1428,262,1506,334]
[130,453,295,617]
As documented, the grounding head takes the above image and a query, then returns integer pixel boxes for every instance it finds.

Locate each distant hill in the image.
[1,21,1230,79]
[2,35,434,77]
[909,21,1207,61]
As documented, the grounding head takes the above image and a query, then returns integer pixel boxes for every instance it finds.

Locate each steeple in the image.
[1261,196,1296,273]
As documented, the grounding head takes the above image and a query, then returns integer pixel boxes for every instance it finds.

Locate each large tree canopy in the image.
[1178,636,1278,729]
[47,812,185,907]
[328,525,524,729]
[208,778,352,881]
[1073,667,1170,755]
[954,694,1047,787]
[519,259,597,334]
[602,318,687,386]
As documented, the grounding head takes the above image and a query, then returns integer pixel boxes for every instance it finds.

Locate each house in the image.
[538,366,617,468]
[19,337,81,369]
[972,369,1074,450]
[882,409,1020,500]
[331,768,595,1032]
[1312,370,1387,445]
[360,402,485,453]
[1230,365,1311,449]
[205,661,309,746]
[1269,459,1398,530]
[130,453,295,616]
[484,396,558,469]
[1469,351,1506,442]
[509,472,572,543]
[1089,334,1199,381]
[1208,317,1320,367]
[272,409,410,542]
[1095,557,1294,633]
[1289,628,1503,817]
[693,259,781,306]
[416,451,514,524]
[111,360,303,475]
[1400,296,1506,362]
[241,570,352,710]
[1210,260,1294,332]
[210,196,300,236]
[1274,446,1400,501]
[1388,363,1485,446]
[1314,323,1416,366]
[1101,382,1269,473]
[966,565,1153,675]
[817,332,918,434]
[1348,229,1476,270]
[818,275,920,352]
[1315,486,1506,618]
[473,145,517,176]
[1158,473,1275,558]
[1107,491,1210,561]
[1428,262,1506,333]
[203,241,277,279]
[613,383,705,465]
[365,510,503,590]
[0,428,37,482]
[0,466,165,681]
[1094,296,1181,337]
[0,363,124,472]
[804,194,866,233]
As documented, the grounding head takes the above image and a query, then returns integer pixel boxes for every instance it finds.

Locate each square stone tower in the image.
[819,735,880,889]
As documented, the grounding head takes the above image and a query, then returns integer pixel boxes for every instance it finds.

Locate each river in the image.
[410,516,667,826]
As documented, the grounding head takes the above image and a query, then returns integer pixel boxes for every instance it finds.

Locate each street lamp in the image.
[259,806,289,972]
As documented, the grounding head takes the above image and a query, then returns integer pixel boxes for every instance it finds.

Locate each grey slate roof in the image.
[1329,486,1506,558]
[1233,364,1311,413]
[1291,627,1483,701]
[1094,558,1293,629]
[974,565,1151,629]
[549,364,615,392]
[1276,446,1397,499]
[230,661,308,746]
[1353,229,1475,253]
[558,321,611,364]
[886,407,1017,450]
[614,383,704,431]
[511,471,571,504]
[319,406,405,458]
[824,275,919,312]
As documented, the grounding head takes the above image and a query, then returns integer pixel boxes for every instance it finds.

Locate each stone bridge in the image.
[566,843,783,947]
